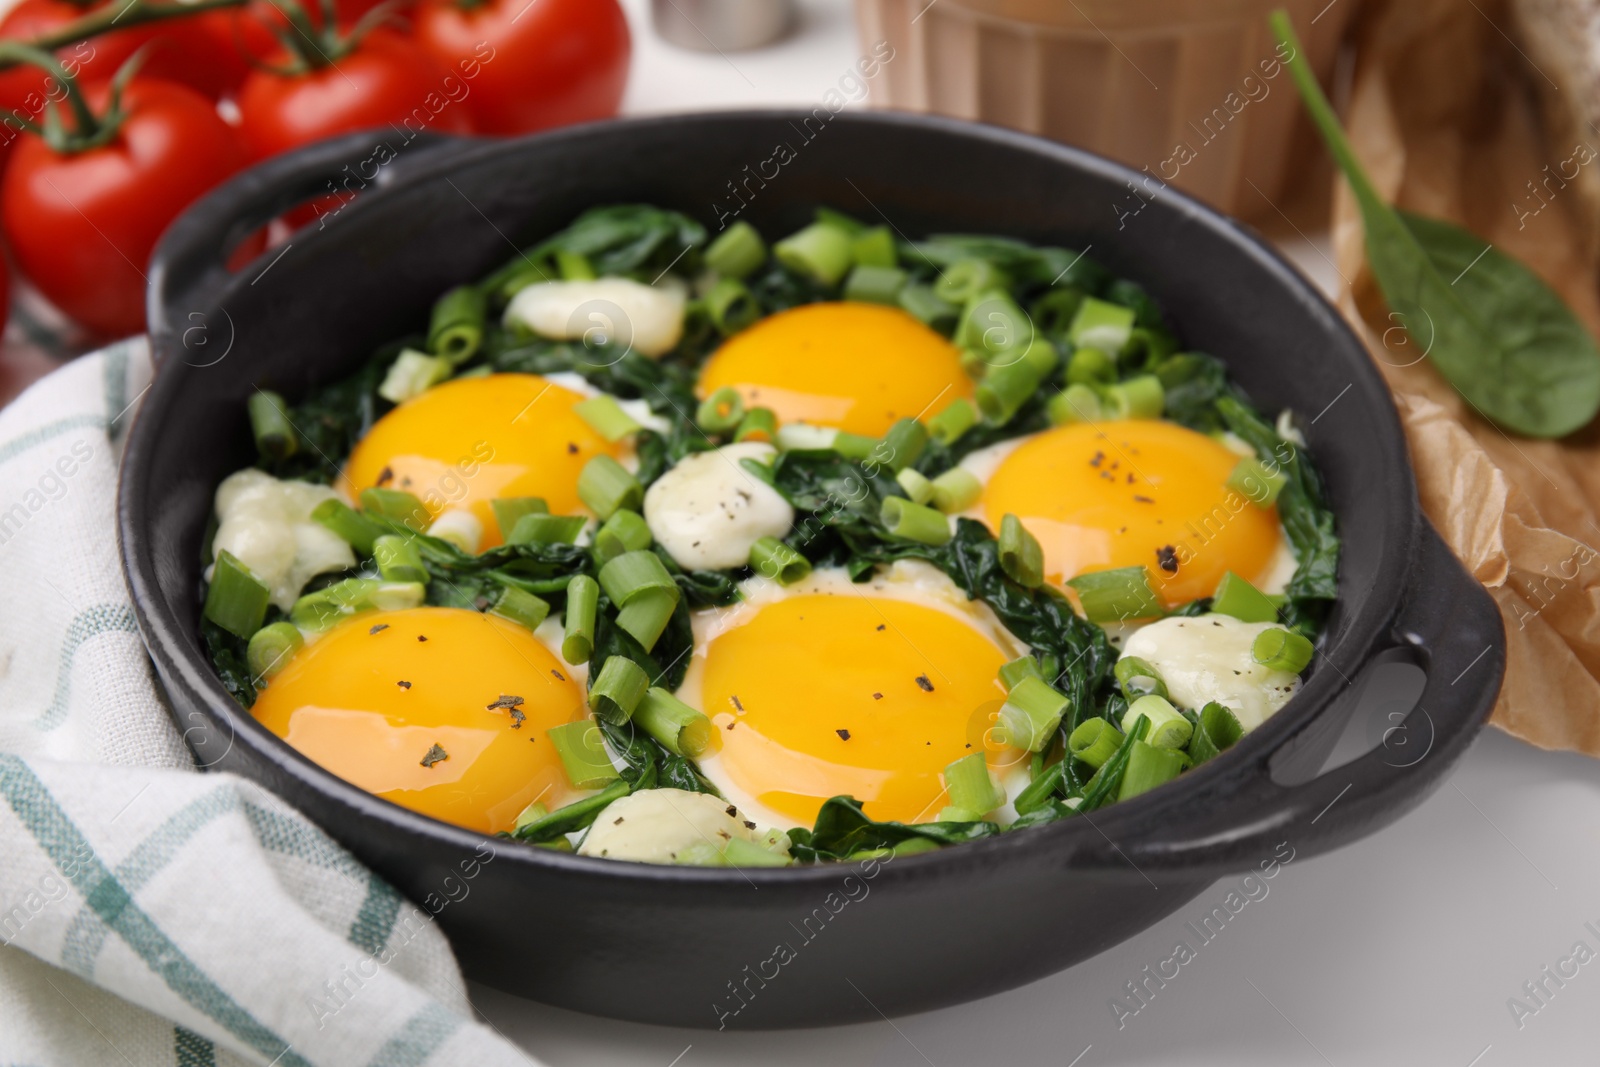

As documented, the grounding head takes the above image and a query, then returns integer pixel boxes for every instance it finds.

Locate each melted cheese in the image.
[504,279,686,358]
[643,443,794,571]
[576,788,757,863]
[211,470,354,611]
[1120,614,1301,731]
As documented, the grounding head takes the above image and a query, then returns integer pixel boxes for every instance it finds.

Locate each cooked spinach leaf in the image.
[786,796,999,862]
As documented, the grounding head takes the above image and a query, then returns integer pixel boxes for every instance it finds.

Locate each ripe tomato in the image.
[224,0,408,68]
[0,0,249,109]
[411,0,629,136]
[236,28,472,161]
[2,79,247,337]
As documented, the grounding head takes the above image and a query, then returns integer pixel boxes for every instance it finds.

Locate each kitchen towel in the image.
[0,340,537,1067]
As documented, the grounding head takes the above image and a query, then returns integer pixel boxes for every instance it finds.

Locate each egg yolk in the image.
[981,420,1282,608]
[695,302,974,437]
[700,593,1009,825]
[339,374,620,549]
[251,607,586,834]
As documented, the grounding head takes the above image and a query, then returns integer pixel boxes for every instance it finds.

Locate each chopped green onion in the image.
[832,431,879,461]
[1227,457,1289,507]
[1187,702,1245,765]
[204,550,270,638]
[246,621,302,682]
[843,264,907,304]
[599,550,682,652]
[1068,296,1136,353]
[937,805,982,823]
[289,578,425,631]
[593,508,652,564]
[247,390,298,461]
[706,277,760,335]
[634,687,713,757]
[956,289,1037,368]
[1212,571,1281,623]
[1253,628,1314,673]
[490,585,551,631]
[491,497,549,540]
[676,841,726,866]
[977,352,1057,425]
[589,656,650,724]
[573,395,642,442]
[378,348,450,404]
[997,676,1070,752]
[546,720,619,788]
[998,655,1044,690]
[427,510,481,553]
[1122,694,1192,749]
[616,588,678,652]
[1117,741,1188,801]
[735,406,777,443]
[1048,383,1104,425]
[1068,717,1123,768]
[851,225,897,267]
[1066,346,1116,386]
[555,249,595,280]
[509,513,587,545]
[943,752,1004,813]
[927,397,976,444]
[873,418,928,472]
[929,468,981,513]
[1078,714,1149,811]
[359,487,428,531]
[880,497,952,545]
[774,221,854,286]
[898,282,960,328]
[696,387,745,434]
[998,514,1044,588]
[895,467,933,506]
[1030,287,1086,336]
[598,549,677,604]
[722,837,791,867]
[935,259,1008,304]
[562,574,599,664]
[776,423,838,451]
[372,534,428,584]
[749,536,811,585]
[1100,375,1164,419]
[427,285,487,365]
[1067,566,1160,622]
[577,455,642,520]
[706,220,767,279]
[1113,655,1168,700]
[311,499,383,555]
[513,801,549,834]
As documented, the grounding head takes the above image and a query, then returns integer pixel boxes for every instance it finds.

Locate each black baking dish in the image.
[119,111,1504,1029]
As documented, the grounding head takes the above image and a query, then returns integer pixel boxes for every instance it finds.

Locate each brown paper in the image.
[1334,0,1600,754]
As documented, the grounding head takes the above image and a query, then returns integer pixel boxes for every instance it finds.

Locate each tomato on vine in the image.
[1,47,248,336]
[235,2,470,162]
[410,0,628,136]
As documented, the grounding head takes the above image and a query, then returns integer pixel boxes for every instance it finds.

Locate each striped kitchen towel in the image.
[0,340,538,1067]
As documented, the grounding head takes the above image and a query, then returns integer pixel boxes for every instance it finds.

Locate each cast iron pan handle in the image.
[146,131,480,356]
[1079,520,1505,876]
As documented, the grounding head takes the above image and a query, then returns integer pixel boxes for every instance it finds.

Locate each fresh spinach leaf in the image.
[1276,11,1600,438]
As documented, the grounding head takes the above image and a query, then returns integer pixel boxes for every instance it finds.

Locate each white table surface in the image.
[474,4,1600,1063]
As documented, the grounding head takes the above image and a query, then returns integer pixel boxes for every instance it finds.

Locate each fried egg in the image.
[674,563,1025,829]
[961,419,1294,610]
[695,302,974,437]
[251,607,587,834]
[339,373,623,550]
